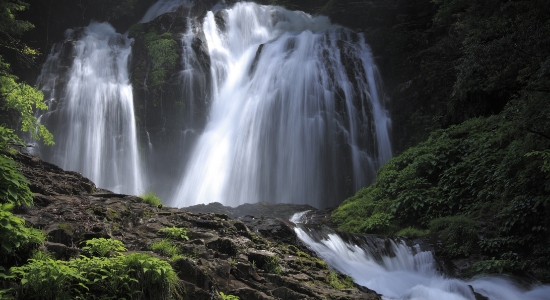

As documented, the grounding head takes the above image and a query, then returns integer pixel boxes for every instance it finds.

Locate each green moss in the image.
[327,271,354,290]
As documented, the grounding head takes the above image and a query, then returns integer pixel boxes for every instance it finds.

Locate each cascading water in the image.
[171,2,392,208]
[139,0,192,23]
[36,22,143,194]
[291,212,550,300]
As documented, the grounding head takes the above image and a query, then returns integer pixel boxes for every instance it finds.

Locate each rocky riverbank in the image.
[12,152,380,300]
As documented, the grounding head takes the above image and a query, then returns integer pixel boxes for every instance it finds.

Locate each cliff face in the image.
[14,0,472,156]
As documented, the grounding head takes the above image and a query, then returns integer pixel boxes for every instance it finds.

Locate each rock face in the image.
[13,152,380,300]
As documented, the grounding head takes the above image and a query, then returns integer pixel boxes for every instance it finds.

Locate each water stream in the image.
[291,212,550,300]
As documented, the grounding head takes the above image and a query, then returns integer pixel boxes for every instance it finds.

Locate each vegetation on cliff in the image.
[333,0,550,281]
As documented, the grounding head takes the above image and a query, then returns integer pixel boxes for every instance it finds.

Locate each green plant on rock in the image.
[159,226,189,241]
[140,192,162,207]
[220,291,239,300]
[81,238,127,258]
[0,154,33,207]
[10,258,88,300]
[151,239,180,259]
[327,270,354,290]
[143,30,178,95]
[0,203,45,259]
[8,253,179,300]
[264,256,282,274]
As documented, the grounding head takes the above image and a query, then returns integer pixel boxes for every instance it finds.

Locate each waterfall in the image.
[139,0,192,23]
[171,2,392,208]
[291,213,550,300]
[36,22,143,195]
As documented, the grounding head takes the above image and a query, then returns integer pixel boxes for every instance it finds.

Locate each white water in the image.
[171,2,392,208]
[36,22,143,194]
[291,213,550,300]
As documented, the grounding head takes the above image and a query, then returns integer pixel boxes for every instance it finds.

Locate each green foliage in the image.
[140,192,162,207]
[151,240,180,259]
[0,1,53,145]
[0,0,38,66]
[396,227,429,238]
[10,258,88,300]
[431,0,550,124]
[0,204,44,256]
[0,126,23,151]
[219,292,239,300]
[327,271,354,290]
[0,68,53,145]
[334,105,550,279]
[143,30,178,91]
[429,215,478,257]
[263,256,282,274]
[0,154,33,207]
[159,227,189,241]
[81,238,127,258]
[8,253,179,300]
[468,252,526,276]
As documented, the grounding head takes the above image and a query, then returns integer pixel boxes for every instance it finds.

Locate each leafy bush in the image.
[9,253,179,300]
[396,227,429,238]
[81,238,127,257]
[159,227,189,241]
[0,204,45,259]
[220,292,239,300]
[333,111,550,279]
[151,240,180,259]
[0,155,33,207]
[10,258,88,300]
[140,192,162,207]
[429,216,479,257]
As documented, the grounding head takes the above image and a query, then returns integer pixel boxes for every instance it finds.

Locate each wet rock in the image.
[11,153,381,300]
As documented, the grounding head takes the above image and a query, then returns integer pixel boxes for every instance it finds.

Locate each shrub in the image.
[81,238,127,258]
[220,292,239,300]
[0,204,45,259]
[151,240,180,259]
[9,253,179,300]
[140,192,162,207]
[0,155,33,207]
[396,227,429,238]
[429,215,479,257]
[159,227,189,241]
[10,258,87,300]
[263,256,282,274]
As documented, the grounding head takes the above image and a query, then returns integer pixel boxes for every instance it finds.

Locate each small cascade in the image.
[291,213,550,300]
[36,22,144,194]
[171,2,392,208]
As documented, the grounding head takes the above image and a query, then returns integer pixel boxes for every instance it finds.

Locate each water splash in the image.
[171,3,392,208]
[36,22,143,194]
[292,212,550,300]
